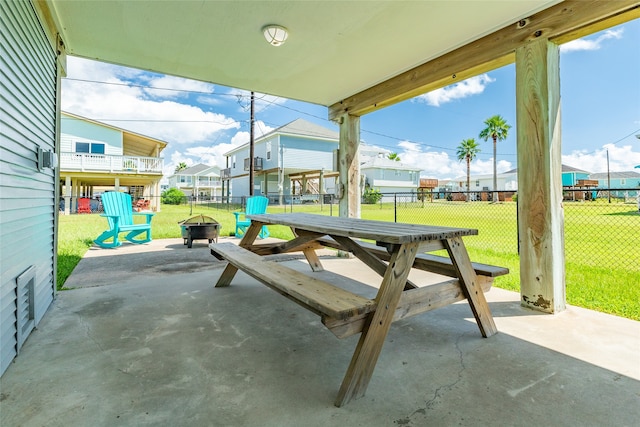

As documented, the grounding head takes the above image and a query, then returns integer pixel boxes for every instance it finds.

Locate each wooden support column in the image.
[515,38,565,314]
[338,114,360,218]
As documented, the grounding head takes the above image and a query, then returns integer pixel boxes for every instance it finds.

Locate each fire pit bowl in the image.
[179,215,221,248]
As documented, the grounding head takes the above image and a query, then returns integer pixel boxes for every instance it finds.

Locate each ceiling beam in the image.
[328,0,640,120]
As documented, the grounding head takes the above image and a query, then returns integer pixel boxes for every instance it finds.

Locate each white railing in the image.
[196,177,222,187]
[60,153,164,173]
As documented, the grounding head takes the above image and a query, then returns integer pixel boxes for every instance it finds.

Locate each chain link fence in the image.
[59,189,638,272]
[382,190,639,272]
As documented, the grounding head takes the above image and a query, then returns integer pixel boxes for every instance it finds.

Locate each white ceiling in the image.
[49,1,561,107]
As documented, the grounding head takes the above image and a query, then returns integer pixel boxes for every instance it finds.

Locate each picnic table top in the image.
[247,213,478,244]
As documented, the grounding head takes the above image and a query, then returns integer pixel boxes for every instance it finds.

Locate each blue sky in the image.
[61,20,640,181]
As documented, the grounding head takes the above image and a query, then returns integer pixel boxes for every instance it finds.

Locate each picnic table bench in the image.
[209,213,508,406]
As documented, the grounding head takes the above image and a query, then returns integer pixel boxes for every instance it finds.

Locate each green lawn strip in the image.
[57,202,639,320]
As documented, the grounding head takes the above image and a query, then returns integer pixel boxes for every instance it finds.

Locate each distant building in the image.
[167,164,222,200]
[223,118,422,203]
[360,154,421,202]
[589,171,640,198]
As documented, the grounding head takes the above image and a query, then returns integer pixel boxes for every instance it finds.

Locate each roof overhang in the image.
[43,1,638,116]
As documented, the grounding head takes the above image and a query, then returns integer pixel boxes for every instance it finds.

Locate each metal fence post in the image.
[394,193,397,223]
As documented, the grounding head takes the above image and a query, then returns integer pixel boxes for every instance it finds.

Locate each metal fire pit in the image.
[179,215,221,248]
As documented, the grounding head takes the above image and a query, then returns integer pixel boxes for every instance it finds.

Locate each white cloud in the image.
[414,74,495,107]
[396,139,514,180]
[560,29,624,53]
[62,57,239,145]
[142,75,215,99]
[229,121,275,146]
[562,144,640,173]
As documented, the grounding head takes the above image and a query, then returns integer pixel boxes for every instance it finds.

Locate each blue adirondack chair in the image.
[94,192,154,248]
[234,196,269,239]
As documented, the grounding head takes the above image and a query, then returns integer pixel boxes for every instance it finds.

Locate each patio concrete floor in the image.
[1,237,639,426]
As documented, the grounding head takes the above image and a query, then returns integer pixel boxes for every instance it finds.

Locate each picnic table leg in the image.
[335,242,418,407]
[215,222,263,287]
[445,237,498,337]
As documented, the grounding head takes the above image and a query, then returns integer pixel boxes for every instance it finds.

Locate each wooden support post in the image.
[515,39,566,314]
[338,114,360,218]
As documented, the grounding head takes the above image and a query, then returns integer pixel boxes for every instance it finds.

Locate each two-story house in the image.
[59,112,166,213]
[166,163,222,200]
[223,118,425,204]
[359,154,421,202]
[223,119,340,204]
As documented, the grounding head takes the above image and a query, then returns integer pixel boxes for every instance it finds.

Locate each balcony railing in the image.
[244,157,263,171]
[60,153,164,174]
[196,177,221,187]
[221,168,231,179]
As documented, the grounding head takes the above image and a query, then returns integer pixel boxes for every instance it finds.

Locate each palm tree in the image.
[479,115,511,202]
[456,138,480,202]
[174,162,188,173]
[388,152,401,162]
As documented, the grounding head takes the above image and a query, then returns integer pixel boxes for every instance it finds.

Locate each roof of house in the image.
[171,163,219,177]
[503,164,591,175]
[589,171,640,179]
[265,118,339,140]
[224,118,339,156]
[60,111,168,150]
[360,156,421,171]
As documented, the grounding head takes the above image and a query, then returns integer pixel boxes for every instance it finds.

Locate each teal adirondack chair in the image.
[94,192,155,248]
[234,196,269,239]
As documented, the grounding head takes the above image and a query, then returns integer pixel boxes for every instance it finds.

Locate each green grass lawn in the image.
[57,201,640,321]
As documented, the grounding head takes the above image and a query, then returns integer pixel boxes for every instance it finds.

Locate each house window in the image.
[395,170,401,177]
[476,180,480,187]
[620,179,626,185]
[232,155,236,168]
[75,142,105,154]
[266,141,271,160]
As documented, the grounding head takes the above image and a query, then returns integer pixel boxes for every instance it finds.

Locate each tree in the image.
[456,138,480,202]
[388,152,401,162]
[479,115,511,202]
[174,162,188,173]
[362,188,383,204]
[161,188,185,205]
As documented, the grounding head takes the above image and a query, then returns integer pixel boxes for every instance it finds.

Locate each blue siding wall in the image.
[0,0,58,375]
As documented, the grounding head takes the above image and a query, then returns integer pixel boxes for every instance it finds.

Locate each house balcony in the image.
[60,153,164,174]
[221,168,231,179]
[244,157,263,171]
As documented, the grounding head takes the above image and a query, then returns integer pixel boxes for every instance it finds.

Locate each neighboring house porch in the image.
[59,112,166,213]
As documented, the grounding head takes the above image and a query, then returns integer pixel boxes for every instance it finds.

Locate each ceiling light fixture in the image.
[262,25,288,47]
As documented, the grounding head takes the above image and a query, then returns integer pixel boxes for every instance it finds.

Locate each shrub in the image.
[362,188,383,204]
[512,193,518,202]
[161,188,185,205]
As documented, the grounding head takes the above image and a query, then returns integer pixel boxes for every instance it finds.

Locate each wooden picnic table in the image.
[210,213,502,407]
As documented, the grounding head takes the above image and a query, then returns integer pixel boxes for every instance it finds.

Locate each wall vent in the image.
[16,266,36,353]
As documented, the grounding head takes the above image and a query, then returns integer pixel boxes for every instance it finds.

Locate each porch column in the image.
[154,181,161,212]
[338,113,360,218]
[515,38,565,314]
[319,168,325,208]
[71,180,79,213]
[264,173,268,197]
[114,177,120,192]
[64,175,71,215]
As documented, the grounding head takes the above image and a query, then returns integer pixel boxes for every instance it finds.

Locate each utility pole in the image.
[249,91,255,196]
[607,148,611,203]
